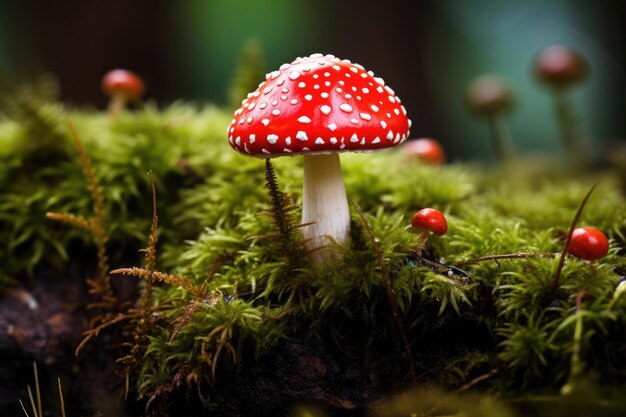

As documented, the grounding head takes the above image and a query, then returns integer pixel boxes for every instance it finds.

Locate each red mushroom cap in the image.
[534,45,589,88]
[465,75,514,117]
[403,138,445,164]
[101,69,145,100]
[227,53,411,157]
[411,208,448,236]
[567,227,609,261]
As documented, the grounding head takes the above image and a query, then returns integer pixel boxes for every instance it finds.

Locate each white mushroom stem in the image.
[302,153,350,264]
[107,93,127,118]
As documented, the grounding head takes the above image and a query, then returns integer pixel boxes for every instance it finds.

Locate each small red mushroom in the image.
[101,69,145,117]
[411,208,447,255]
[228,53,411,263]
[465,75,515,160]
[533,46,590,165]
[534,45,589,89]
[567,227,609,261]
[402,138,445,165]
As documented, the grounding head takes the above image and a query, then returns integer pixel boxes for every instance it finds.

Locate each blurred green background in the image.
[0,0,623,161]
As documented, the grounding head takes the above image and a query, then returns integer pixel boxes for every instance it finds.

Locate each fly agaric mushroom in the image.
[411,208,447,255]
[465,74,515,161]
[534,45,590,165]
[567,227,609,261]
[403,138,445,165]
[227,53,410,263]
[101,69,145,117]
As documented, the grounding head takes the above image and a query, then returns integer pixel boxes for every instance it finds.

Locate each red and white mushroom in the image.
[101,69,145,117]
[228,53,410,263]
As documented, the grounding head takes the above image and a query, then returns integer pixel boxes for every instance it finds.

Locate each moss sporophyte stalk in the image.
[1,51,625,416]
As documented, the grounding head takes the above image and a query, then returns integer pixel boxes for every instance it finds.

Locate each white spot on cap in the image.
[263,86,272,94]
[360,113,371,121]
[235,109,243,115]
[339,104,352,112]
[249,134,256,143]
[372,137,381,144]
[385,86,395,95]
[285,137,292,145]
[408,119,413,128]
[336,87,343,93]
[298,82,306,88]
[271,71,280,79]
[377,86,384,93]
[244,143,249,152]
[260,103,268,109]
[321,105,331,115]
[267,134,279,144]
[313,74,319,79]
[303,147,309,151]
[321,92,329,98]
[296,131,308,141]
[394,108,400,115]
[235,136,241,145]
[246,117,253,123]
[338,80,345,85]
[371,104,379,112]
[305,94,313,101]
[345,94,352,99]
[310,53,323,58]
[283,148,292,153]
[360,73,367,78]
[298,116,311,124]
[401,105,407,115]
[272,109,281,116]
[281,95,287,100]
[315,138,325,145]
[314,84,320,89]
[350,134,359,143]
[277,79,285,86]
[380,120,387,129]
[324,81,331,87]
[262,119,270,126]
[282,88,289,93]
[350,67,358,73]
[386,113,392,118]
[360,138,365,145]
[350,118,359,124]
[332,65,341,71]
[388,96,396,103]
[386,130,394,140]
[290,99,298,104]
[262,149,270,154]
[374,77,385,86]
[248,102,256,110]
[272,100,278,105]
[351,86,357,92]
[328,123,337,131]
[394,133,401,143]
[362,88,370,94]
[280,63,291,70]
[289,71,301,80]
[324,72,330,77]
[330,137,338,144]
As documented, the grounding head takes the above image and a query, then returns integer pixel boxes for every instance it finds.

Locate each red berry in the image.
[411,208,448,236]
[534,45,589,88]
[403,138,446,165]
[567,227,609,261]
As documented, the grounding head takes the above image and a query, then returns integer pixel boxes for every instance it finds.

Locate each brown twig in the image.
[456,252,558,266]
[352,200,417,386]
[551,181,599,292]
